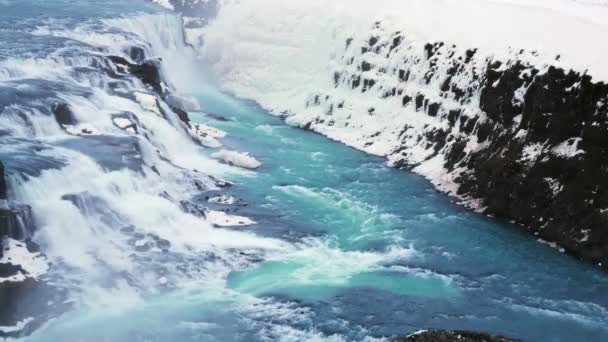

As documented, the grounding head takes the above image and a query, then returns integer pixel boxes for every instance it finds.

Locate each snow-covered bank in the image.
[188,0,608,268]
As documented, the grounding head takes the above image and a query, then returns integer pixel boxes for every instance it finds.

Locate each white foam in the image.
[0,238,49,283]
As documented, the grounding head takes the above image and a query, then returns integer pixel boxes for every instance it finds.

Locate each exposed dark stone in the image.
[393,329,519,342]
[362,61,372,72]
[415,94,425,111]
[171,106,191,128]
[480,61,529,125]
[128,46,146,63]
[107,56,164,94]
[0,205,34,243]
[352,75,361,89]
[464,48,477,63]
[51,102,76,126]
[402,95,412,107]
[476,120,494,142]
[362,78,376,92]
[131,59,163,94]
[447,110,460,126]
[427,102,440,117]
[0,161,7,200]
[346,38,353,48]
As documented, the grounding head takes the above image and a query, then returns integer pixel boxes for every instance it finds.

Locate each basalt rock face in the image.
[300,22,608,268]
[394,329,519,342]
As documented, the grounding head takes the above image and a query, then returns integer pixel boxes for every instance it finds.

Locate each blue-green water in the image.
[22,82,608,342]
[188,86,608,341]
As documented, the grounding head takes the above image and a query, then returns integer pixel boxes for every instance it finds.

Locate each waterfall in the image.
[0,11,285,329]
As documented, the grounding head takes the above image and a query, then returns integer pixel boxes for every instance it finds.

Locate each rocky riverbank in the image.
[395,329,519,342]
[303,27,608,269]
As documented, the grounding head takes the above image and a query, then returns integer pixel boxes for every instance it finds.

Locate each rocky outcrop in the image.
[300,23,608,269]
[107,55,165,95]
[394,329,519,342]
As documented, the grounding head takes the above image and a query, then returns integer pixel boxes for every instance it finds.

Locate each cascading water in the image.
[0,2,295,338]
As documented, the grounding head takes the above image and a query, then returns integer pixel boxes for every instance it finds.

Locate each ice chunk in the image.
[211,150,261,169]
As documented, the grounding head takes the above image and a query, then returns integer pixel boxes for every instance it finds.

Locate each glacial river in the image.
[2,1,608,341]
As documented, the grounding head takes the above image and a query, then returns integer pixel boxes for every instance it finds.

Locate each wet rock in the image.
[107,55,164,94]
[180,200,206,217]
[51,102,76,126]
[394,329,519,342]
[128,45,146,64]
[0,205,34,243]
[0,161,7,200]
[171,106,191,127]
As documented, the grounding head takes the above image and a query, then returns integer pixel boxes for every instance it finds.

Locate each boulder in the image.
[394,330,519,342]
[51,102,76,126]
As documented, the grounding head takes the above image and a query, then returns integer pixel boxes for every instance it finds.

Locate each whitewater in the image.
[1,0,608,341]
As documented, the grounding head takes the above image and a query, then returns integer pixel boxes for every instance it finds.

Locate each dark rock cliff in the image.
[303,23,608,269]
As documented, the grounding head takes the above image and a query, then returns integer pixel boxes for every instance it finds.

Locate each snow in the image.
[134,92,162,116]
[551,138,586,158]
[205,210,257,227]
[190,0,608,211]
[190,123,226,147]
[151,0,174,10]
[191,123,226,138]
[208,195,236,205]
[211,150,262,169]
[112,118,137,134]
[200,0,608,100]
[521,143,545,164]
[0,238,49,283]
